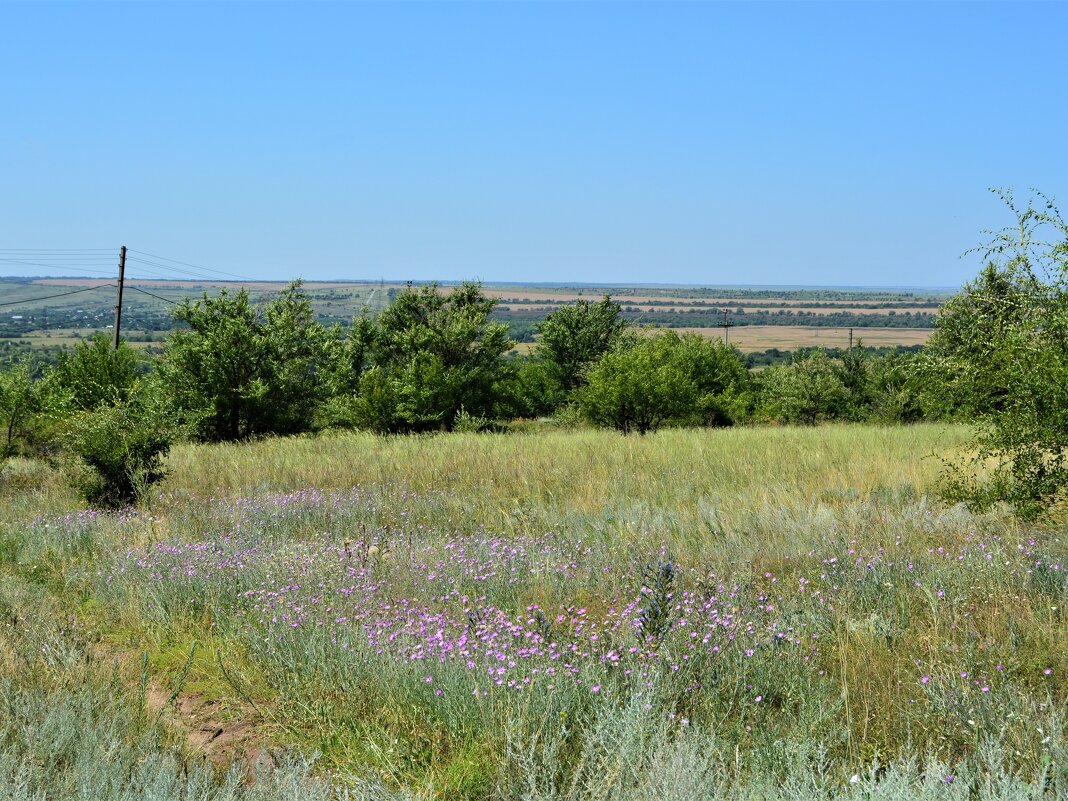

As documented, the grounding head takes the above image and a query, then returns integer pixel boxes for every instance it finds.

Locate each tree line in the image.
[0,282,962,506]
[496,308,935,342]
[1,189,1065,518]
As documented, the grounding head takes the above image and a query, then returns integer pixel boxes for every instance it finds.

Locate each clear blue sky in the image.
[2,1,1065,288]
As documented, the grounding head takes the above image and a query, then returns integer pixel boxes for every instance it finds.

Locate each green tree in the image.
[160,282,334,441]
[508,354,561,419]
[0,364,42,457]
[669,333,751,426]
[759,349,848,425]
[257,282,338,435]
[834,346,873,421]
[50,332,141,411]
[535,296,627,396]
[315,315,378,429]
[578,333,697,434]
[931,189,1068,517]
[924,262,1030,418]
[322,315,377,398]
[66,387,173,508]
[348,366,403,433]
[352,282,513,432]
[865,352,926,424]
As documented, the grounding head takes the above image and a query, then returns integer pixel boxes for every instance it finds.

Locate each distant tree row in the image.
[496,298,940,310]
[497,308,935,334]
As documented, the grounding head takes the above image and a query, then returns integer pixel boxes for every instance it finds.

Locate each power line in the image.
[125,255,241,283]
[0,283,117,308]
[125,285,181,305]
[0,257,118,275]
[0,251,117,263]
[2,252,244,283]
[0,256,189,281]
[122,263,207,282]
[3,248,270,304]
[127,249,255,282]
[3,247,257,283]
[120,258,227,283]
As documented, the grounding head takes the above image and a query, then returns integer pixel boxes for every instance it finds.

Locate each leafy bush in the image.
[579,333,697,434]
[66,394,173,508]
[50,332,141,411]
[350,282,514,432]
[866,352,926,424]
[159,282,337,441]
[578,332,750,434]
[535,295,628,395]
[759,349,848,425]
[669,332,751,425]
[930,190,1068,518]
[833,346,872,421]
[453,407,491,433]
[0,364,42,458]
[348,366,403,434]
[508,355,563,418]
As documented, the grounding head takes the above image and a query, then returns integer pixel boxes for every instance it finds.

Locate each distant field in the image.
[4,328,159,349]
[500,302,935,316]
[677,325,934,350]
[2,276,945,354]
[510,325,933,354]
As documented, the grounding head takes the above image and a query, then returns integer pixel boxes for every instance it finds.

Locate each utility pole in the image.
[721,309,733,346]
[112,245,126,350]
[848,327,854,350]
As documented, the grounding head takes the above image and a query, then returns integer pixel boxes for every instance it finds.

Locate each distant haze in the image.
[1,2,1065,289]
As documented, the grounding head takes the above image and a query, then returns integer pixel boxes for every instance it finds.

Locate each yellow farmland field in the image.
[672,325,934,351]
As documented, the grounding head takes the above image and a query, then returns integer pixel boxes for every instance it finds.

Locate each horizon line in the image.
[2,275,959,293]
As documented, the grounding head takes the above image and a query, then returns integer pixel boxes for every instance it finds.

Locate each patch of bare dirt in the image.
[95,643,274,779]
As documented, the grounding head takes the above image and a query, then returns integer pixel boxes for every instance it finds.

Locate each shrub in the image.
[49,332,141,411]
[0,364,42,458]
[759,349,848,425]
[833,346,872,421]
[453,407,491,433]
[930,189,1068,518]
[349,366,403,434]
[535,295,628,395]
[351,282,514,432]
[579,333,697,434]
[66,394,173,508]
[669,332,751,425]
[509,355,563,418]
[159,282,337,441]
[866,352,926,424]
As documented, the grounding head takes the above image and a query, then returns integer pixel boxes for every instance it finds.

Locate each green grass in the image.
[4,423,1068,799]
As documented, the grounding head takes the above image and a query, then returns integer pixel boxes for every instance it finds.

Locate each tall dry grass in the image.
[161,424,976,561]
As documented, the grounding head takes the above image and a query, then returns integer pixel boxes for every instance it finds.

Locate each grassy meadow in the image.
[3,423,1068,799]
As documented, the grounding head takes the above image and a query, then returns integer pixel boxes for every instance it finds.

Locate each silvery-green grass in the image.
[3,423,1068,799]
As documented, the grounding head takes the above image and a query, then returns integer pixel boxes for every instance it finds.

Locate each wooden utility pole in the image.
[848,327,853,350]
[721,309,733,346]
[112,245,126,350]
